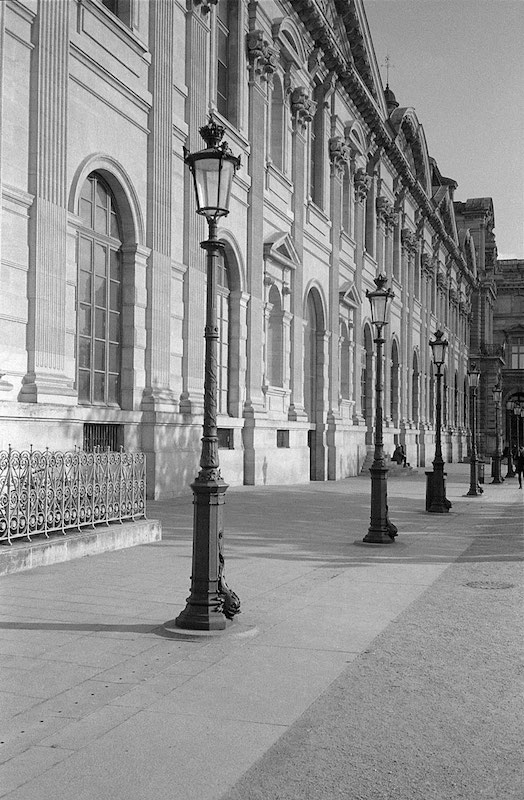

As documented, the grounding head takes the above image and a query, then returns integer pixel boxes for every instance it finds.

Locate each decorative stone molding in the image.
[247,30,279,81]
[290,86,316,130]
[421,253,434,276]
[401,228,418,254]
[437,271,447,289]
[328,136,350,178]
[376,196,397,233]
[353,167,371,203]
[193,0,218,14]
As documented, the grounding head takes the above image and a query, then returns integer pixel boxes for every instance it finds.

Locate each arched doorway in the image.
[304,289,325,480]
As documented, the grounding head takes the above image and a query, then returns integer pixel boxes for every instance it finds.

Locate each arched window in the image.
[217,251,231,414]
[412,352,419,424]
[267,285,283,388]
[340,321,351,400]
[390,340,399,425]
[77,173,122,406]
[270,77,285,172]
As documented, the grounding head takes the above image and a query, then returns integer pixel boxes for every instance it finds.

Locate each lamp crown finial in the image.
[199,114,226,149]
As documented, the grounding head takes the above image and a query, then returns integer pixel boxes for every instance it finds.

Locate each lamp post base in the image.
[363,465,397,544]
[491,455,504,484]
[172,476,229,632]
[426,467,452,513]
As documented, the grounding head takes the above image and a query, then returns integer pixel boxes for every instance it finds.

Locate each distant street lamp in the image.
[363,274,398,544]
[168,116,241,631]
[466,363,482,496]
[491,382,504,484]
[506,400,516,477]
[426,330,452,512]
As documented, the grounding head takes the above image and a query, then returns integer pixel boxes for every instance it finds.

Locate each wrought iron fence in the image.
[0,447,146,545]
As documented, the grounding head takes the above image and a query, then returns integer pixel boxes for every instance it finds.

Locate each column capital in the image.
[290,86,316,132]
[247,30,278,83]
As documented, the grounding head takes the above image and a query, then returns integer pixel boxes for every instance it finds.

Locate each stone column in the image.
[180,6,209,414]
[21,0,75,403]
[243,29,277,417]
[142,0,177,412]
[352,166,370,421]
[326,136,349,477]
[288,86,315,421]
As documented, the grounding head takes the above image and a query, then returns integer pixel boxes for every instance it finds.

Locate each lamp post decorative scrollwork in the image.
[466,364,482,497]
[165,116,241,632]
[426,330,452,512]
[362,274,398,544]
[491,381,504,484]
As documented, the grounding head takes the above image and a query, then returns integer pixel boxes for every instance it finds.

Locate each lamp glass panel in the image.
[370,293,388,326]
[492,387,502,403]
[431,341,446,365]
[193,156,222,214]
[217,159,235,211]
[468,371,480,388]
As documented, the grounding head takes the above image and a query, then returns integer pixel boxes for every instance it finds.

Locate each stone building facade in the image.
[493,260,524,456]
[0,0,497,498]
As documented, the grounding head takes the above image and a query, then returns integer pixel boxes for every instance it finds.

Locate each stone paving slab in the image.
[0,465,521,799]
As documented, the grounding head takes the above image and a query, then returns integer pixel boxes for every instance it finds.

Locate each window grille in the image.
[276,430,289,448]
[217,428,233,449]
[83,423,124,452]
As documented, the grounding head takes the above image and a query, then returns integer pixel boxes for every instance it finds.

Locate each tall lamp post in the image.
[491,381,504,484]
[427,330,452,512]
[363,274,398,544]
[506,400,516,477]
[169,116,241,631]
[466,363,482,496]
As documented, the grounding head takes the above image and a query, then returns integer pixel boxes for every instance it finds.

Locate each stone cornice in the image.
[287,0,468,273]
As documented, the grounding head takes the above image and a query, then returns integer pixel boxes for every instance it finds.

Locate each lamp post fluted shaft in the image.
[363,329,396,543]
[491,393,503,484]
[175,220,229,630]
[427,364,451,512]
[168,117,241,633]
[467,382,482,496]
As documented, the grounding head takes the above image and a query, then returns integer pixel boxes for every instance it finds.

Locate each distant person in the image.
[516,447,524,489]
[392,444,407,467]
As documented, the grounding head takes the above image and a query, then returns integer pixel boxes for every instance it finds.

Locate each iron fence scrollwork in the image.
[0,447,146,545]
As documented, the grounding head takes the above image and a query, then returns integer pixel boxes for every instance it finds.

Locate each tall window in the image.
[412,352,419,423]
[267,286,283,387]
[216,1,231,119]
[390,341,399,425]
[309,84,324,207]
[342,165,351,234]
[340,321,351,400]
[217,251,231,414]
[100,0,132,27]
[270,77,285,172]
[77,174,122,406]
[510,336,524,369]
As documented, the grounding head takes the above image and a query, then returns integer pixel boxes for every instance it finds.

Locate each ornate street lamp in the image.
[506,399,516,477]
[466,363,482,496]
[363,274,398,544]
[426,330,452,512]
[491,381,504,484]
[167,116,241,631]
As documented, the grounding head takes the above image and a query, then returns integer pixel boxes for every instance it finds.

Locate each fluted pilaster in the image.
[22,0,73,403]
[143,0,177,412]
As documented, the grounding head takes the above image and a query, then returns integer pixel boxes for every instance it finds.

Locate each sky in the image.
[363,0,524,259]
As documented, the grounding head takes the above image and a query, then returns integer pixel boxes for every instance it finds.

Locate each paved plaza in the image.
[0,464,522,800]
